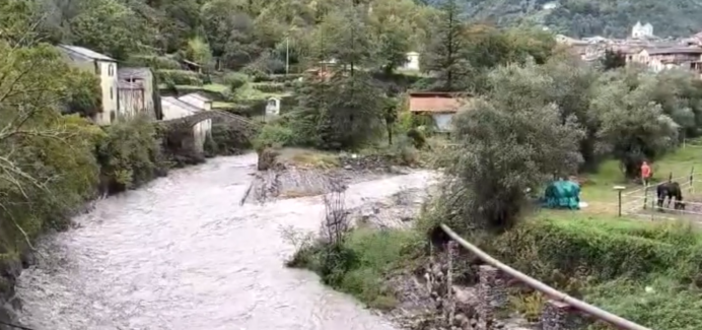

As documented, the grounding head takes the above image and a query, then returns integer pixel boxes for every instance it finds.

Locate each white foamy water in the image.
[16,153,438,330]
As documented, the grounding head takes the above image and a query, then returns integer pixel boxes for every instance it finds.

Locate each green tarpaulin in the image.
[542,180,581,210]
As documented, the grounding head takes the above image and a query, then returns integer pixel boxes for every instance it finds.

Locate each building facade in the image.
[59,45,118,125]
[117,67,156,119]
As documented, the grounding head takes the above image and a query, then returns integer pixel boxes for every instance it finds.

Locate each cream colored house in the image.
[58,45,118,125]
[161,96,211,152]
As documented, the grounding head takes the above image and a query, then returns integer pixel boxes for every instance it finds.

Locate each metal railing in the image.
[440,224,653,330]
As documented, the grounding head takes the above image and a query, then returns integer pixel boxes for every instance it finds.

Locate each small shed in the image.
[265,97,281,118]
[404,52,420,71]
[408,92,465,132]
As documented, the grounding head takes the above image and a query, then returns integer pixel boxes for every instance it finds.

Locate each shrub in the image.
[97,115,164,192]
[289,228,421,310]
[126,55,181,70]
[252,121,297,150]
[480,213,702,330]
[205,122,250,156]
[406,128,426,149]
[157,69,203,86]
[223,72,250,91]
[252,82,286,93]
[252,73,304,83]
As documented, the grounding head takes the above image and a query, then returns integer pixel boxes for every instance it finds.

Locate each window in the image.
[94,62,101,75]
[110,88,113,100]
[108,64,114,76]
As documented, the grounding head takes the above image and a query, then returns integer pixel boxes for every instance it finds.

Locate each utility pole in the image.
[285,37,290,76]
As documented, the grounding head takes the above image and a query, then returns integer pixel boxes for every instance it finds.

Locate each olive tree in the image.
[590,74,679,178]
[443,93,585,232]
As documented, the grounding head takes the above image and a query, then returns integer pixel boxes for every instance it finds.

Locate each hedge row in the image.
[488,213,702,283]
[251,82,289,93]
[481,213,702,330]
[125,55,182,70]
[157,69,204,86]
[252,73,304,83]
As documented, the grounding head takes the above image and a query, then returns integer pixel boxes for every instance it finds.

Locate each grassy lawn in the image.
[503,212,702,330]
[578,146,702,215]
[276,148,340,169]
[174,83,228,93]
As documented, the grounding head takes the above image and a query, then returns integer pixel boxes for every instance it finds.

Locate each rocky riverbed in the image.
[253,162,535,330]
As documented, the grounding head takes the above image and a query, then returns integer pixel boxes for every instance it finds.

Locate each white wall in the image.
[432,113,454,132]
[404,52,420,71]
[178,94,212,111]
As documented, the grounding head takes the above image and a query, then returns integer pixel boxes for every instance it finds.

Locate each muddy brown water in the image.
[15,153,437,330]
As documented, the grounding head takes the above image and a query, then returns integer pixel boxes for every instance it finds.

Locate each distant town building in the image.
[632,22,654,39]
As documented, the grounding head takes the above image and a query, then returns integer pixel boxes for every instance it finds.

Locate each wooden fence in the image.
[618,167,700,218]
[440,224,653,330]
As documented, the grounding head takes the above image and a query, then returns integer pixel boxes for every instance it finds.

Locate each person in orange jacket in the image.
[641,161,652,185]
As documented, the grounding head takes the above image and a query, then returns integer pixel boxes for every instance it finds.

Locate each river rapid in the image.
[15,153,436,330]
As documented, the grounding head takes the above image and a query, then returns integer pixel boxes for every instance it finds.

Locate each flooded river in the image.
[16,153,436,330]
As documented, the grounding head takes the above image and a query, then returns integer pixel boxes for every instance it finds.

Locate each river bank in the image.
[0,116,234,330]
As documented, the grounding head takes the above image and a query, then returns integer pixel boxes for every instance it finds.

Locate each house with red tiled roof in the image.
[408,92,467,132]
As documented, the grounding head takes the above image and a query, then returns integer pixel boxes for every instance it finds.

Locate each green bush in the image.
[406,128,426,149]
[252,121,297,150]
[289,228,422,310]
[252,73,304,83]
[223,72,250,91]
[126,55,181,70]
[204,122,250,156]
[157,69,203,86]
[97,115,164,192]
[252,82,286,93]
[482,213,702,330]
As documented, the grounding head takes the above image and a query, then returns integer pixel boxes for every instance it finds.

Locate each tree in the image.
[318,5,377,72]
[601,49,626,70]
[377,19,412,75]
[317,72,385,149]
[590,73,679,178]
[0,39,104,246]
[70,0,147,60]
[383,97,399,145]
[185,36,213,69]
[421,0,471,91]
[444,96,585,231]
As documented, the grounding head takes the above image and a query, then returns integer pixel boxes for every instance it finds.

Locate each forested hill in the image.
[20,0,441,68]
[419,0,702,38]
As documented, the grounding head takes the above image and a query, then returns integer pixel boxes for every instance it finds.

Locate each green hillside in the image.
[423,0,702,38]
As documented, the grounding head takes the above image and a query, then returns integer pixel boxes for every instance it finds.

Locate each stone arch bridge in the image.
[157,110,258,162]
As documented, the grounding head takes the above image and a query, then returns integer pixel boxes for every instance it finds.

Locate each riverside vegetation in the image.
[5,0,702,329]
[284,3,702,330]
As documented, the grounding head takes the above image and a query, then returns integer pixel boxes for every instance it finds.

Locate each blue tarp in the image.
[542,180,581,210]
